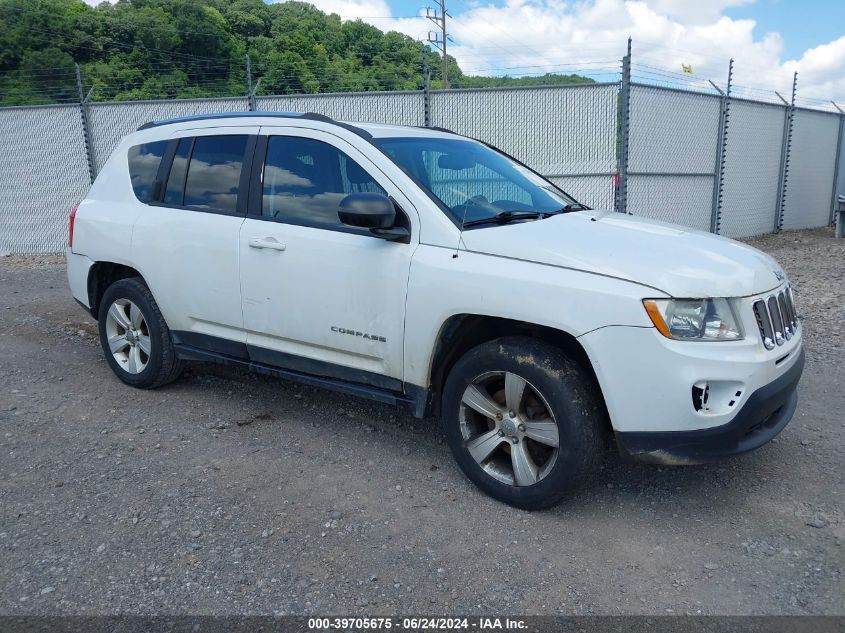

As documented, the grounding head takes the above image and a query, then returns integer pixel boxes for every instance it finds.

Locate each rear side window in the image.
[127,141,168,203]
[182,135,248,214]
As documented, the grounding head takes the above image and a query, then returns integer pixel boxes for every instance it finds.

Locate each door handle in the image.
[248,237,286,251]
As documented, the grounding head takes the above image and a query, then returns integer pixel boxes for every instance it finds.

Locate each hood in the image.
[460,210,785,298]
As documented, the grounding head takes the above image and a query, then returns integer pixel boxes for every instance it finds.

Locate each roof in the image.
[136,110,460,140]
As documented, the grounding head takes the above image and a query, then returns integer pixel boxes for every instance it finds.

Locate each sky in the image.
[286,0,845,106]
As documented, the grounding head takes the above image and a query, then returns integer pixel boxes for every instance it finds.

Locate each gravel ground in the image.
[0,228,843,616]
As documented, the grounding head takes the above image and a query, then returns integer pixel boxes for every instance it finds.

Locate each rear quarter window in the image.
[127,141,168,203]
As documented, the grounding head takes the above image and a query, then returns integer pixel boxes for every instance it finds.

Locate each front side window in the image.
[377,137,575,226]
[127,141,168,203]
[262,136,386,230]
[182,135,248,213]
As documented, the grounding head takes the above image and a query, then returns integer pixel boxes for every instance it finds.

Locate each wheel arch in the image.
[87,261,146,320]
[426,314,609,425]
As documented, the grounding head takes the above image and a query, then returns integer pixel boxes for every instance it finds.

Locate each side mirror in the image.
[338,193,410,243]
[339,192,395,229]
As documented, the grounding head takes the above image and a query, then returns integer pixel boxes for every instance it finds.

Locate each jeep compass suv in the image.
[66,111,804,509]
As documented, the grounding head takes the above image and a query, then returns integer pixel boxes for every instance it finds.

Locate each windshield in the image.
[377,136,577,226]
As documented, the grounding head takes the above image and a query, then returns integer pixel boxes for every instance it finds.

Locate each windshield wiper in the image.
[461,205,586,228]
[462,210,545,228]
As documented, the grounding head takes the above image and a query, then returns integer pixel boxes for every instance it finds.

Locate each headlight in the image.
[643,298,743,341]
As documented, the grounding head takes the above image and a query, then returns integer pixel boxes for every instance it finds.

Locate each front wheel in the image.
[97,277,184,389]
[442,337,605,510]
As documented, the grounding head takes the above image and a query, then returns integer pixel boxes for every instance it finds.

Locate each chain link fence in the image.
[623,81,843,239]
[0,104,91,253]
[88,97,249,174]
[627,84,722,232]
[430,83,619,210]
[1,79,843,254]
[782,108,841,231]
[718,99,786,238]
[256,90,425,127]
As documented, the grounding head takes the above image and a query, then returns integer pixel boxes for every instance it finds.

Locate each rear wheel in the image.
[97,277,183,389]
[442,336,604,510]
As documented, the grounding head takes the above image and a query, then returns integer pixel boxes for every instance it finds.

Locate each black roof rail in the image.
[417,125,460,135]
[136,110,373,139]
[137,110,302,131]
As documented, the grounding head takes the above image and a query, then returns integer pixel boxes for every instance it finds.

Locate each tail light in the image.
[68,204,78,248]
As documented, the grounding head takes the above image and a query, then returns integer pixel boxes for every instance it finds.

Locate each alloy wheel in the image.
[459,371,560,486]
[104,298,151,374]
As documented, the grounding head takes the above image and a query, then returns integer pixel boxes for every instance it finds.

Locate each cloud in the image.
[295,0,845,105]
[637,0,756,24]
[294,0,392,20]
[784,35,845,101]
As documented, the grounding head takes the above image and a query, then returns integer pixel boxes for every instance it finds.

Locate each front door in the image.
[239,128,418,386]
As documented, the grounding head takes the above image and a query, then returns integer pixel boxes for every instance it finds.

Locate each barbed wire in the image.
[3,62,840,111]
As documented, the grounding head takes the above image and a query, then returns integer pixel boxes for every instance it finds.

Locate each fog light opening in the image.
[692,382,710,412]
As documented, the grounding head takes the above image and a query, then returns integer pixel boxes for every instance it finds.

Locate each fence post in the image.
[75,63,96,184]
[829,103,844,227]
[774,72,797,233]
[245,54,256,111]
[422,46,431,127]
[709,59,733,234]
[615,37,631,215]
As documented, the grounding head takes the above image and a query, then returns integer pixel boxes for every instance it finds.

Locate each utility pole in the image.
[426,0,449,89]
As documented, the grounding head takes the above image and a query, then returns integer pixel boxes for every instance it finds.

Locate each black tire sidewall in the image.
[442,337,602,510]
[97,279,167,388]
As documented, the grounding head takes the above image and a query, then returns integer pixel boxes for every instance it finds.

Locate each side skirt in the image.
[172,342,426,416]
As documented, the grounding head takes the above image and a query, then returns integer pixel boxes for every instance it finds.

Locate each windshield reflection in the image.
[377,137,575,226]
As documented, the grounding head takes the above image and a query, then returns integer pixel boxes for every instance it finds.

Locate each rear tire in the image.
[442,336,604,510]
[97,277,184,389]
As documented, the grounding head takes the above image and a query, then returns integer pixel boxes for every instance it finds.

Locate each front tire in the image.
[442,336,604,510]
[97,277,184,389]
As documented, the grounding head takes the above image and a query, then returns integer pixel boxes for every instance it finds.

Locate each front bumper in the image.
[615,347,804,464]
[578,289,805,464]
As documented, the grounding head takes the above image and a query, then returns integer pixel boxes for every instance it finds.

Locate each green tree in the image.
[0,0,594,106]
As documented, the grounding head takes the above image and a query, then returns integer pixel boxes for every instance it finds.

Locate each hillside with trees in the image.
[0,0,593,106]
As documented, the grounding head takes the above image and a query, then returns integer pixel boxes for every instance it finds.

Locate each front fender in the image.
[402,246,662,388]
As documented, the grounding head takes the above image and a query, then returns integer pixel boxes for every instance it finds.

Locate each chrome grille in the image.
[753,287,798,350]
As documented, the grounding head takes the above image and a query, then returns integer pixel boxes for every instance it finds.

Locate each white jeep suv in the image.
[66,111,804,509]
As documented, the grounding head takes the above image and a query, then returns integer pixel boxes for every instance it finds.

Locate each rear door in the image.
[130,127,258,350]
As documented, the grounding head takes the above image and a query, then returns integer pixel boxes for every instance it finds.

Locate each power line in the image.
[335,14,422,20]
[447,0,548,64]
